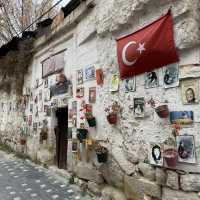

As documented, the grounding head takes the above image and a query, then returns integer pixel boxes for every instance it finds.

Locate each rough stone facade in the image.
[0,0,200,199]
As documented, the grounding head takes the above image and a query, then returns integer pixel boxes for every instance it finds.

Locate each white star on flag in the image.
[137,43,146,54]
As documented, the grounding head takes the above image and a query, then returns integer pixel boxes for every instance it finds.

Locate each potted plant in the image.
[163,124,180,167]
[148,98,169,118]
[19,136,26,145]
[105,101,121,125]
[77,123,88,143]
[81,103,96,127]
[95,144,108,163]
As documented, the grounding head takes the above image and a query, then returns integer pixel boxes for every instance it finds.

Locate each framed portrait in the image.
[72,139,78,152]
[44,105,48,114]
[84,66,95,81]
[176,135,196,164]
[33,122,37,132]
[110,74,119,92]
[134,98,145,118]
[163,63,179,88]
[89,87,96,103]
[46,107,51,116]
[44,78,48,88]
[39,90,43,101]
[44,89,51,102]
[30,104,33,113]
[28,115,32,126]
[181,79,199,104]
[76,87,84,98]
[77,69,83,85]
[145,70,159,88]
[149,143,163,166]
[170,111,193,125]
[51,98,58,108]
[96,68,104,85]
[123,77,136,92]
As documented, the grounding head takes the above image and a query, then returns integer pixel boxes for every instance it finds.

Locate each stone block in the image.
[155,168,166,185]
[162,187,200,200]
[180,174,200,192]
[75,162,104,184]
[99,156,125,189]
[166,170,179,190]
[87,181,102,196]
[124,175,161,199]
[138,162,155,181]
[102,186,126,200]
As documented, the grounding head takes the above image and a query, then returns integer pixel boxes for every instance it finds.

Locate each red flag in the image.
[117,10,179,79]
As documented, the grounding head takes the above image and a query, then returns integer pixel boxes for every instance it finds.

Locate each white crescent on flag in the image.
[122,41,137,66]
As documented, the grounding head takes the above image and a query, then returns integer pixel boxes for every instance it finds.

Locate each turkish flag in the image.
[117,10,179,79]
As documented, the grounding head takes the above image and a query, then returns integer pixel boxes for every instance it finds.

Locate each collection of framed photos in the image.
[76,66,96,103]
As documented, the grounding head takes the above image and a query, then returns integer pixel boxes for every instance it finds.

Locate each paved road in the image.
[0,152,92,200]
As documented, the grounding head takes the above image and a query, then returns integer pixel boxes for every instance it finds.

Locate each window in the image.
[42,50,65,78]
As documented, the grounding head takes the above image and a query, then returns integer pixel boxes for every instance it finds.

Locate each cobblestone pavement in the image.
[0,151,92,200]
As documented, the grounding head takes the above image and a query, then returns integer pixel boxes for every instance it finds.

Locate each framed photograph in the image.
[123,77,136,92]
[149,143,163,166]
[46,107,51,116]
[72,139,78,152]
[35,79,39,88]
[96,68,104,85]
[176,135,196,164]
[30,104,33,113]
[39,90,43,101]
[72,101,77,115]
[181,79,199,104]
[77,69,83,85]
[134,98,145,118]
[145,71,159,88]
[163,63,179,88]
[51,98,58,108]
[44,89,51,102]
[110,74,119,92]
[170,111,193,125]
[84,66,95,81]
[33,122,37,132]
[28,115,32,126]
[76,86,84,98]
[44,78,48,88]
[89,87,96,103]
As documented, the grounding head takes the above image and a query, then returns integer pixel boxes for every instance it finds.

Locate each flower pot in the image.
[20,138,26,145]
[96,147,108,163]
[163,148,178,167]
[87,117,96,127]
[107,113,117,124]
[155,105,169,118]
[77,129,88,142]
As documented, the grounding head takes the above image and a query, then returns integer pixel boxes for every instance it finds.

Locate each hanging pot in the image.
[107,113,117,124]
[20,138,26,145]
[163,148,178,168]
[155,105,169,118]
[87,117,96,127]
[96,147,108,163]
[77,129,88,142]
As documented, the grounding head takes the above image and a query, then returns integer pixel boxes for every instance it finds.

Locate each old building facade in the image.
[0,0,200,199]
